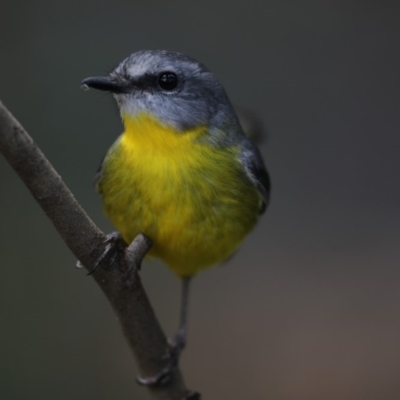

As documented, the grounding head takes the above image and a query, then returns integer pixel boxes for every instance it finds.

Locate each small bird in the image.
[82,50,270,384]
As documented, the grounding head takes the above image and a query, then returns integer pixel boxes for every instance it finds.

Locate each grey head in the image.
[82,50,244,142]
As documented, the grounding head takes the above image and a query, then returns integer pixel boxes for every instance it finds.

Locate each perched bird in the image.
[82,50,270,384]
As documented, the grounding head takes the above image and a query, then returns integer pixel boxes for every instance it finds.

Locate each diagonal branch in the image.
[0,100,197,400]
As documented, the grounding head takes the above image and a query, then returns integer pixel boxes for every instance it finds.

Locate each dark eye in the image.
[158,72,178,90]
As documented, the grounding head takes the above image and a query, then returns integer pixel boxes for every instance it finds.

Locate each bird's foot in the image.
[87,231,125,275]
[137,333,186,386]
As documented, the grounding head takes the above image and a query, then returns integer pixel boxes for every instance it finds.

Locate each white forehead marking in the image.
[125,62,177,78]
[125,61,150,78]
[114,50,211,82]
[122,53,178,79]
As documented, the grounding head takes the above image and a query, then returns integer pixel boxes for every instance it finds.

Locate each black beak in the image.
[81,76,127,93]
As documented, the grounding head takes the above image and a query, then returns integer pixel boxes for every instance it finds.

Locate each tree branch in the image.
[0,100,197,400]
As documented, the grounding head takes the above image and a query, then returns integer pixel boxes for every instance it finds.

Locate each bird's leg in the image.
[137,276,192,386]
[169,275,191,355]
[87,231,125,275]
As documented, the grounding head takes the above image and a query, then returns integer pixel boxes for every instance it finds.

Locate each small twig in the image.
[0,100,194,400]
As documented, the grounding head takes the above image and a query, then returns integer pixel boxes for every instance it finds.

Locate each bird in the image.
[81,50,270,385]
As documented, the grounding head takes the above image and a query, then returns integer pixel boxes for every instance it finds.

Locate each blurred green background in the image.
[1,1,400,399]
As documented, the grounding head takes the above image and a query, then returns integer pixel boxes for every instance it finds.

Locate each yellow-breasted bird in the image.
[82,50,270,384]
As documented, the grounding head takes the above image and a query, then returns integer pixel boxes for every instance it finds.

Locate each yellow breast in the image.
[98,113,260,276]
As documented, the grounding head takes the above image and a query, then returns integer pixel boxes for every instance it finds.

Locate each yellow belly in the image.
[98,114,260,276]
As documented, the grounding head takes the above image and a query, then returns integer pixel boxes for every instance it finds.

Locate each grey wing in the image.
[240,140,271,214]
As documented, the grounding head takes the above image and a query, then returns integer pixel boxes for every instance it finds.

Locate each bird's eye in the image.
[158,72,178,91]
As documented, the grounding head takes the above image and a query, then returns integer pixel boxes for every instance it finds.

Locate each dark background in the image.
[1,1,400,399]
